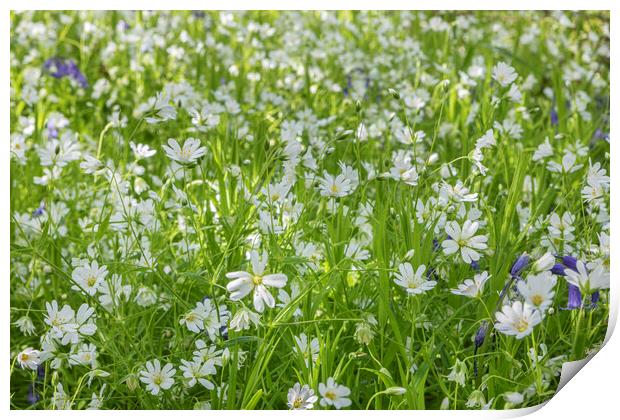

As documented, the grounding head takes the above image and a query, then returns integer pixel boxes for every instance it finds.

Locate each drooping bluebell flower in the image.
[550,109,559,126]
[473,321,488,377]
[510,253,529,277]
[432,238,440,252]
[474,321,488,349]
[43,57,88,88]
[551,263,566,276]
[219,325,229,341]
[594,128,610,142]
[470,260,480,272]
[552,255,584,310]
[562,255,578,271]
[37,363,45,379]
[32,202,45,218]
[27,383,39,405]
[46,119,59,139]
[567,283,582,309]
[590,291,600,308]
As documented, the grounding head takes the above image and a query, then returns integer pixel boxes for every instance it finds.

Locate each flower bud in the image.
[388,88,400,100]
[510,253,529,277]
[385,386,407,396]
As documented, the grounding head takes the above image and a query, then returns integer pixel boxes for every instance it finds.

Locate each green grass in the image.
[10,10,610,410]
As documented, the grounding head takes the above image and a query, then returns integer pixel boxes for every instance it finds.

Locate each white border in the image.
[3,2,618,419]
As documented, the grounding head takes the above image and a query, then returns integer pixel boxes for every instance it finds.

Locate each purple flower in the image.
[27,383,39,405]
[561,255,578,271]
[43,57,88,88]
[474,322,488,348]
[510,253,529,277]
[551,263,566,276]
[470,260,480,271]
[32,202,45,218]
[567,283,582,309]
[550,109,559,126]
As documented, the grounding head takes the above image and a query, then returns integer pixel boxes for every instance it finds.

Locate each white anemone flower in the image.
[451,271,490,298]
[17,347,41,370]
[393,263,437,295]
[162,138,206,164]
[287,383,319,410]
[494,301,542,339]
[319,377,352,409]
[139,359,176,395]
[318,172,353,198]
[179,357,216,390]
[517,272,557,312]
[226,250,288,312]
[71,260,108,296]
[442,220,488,263]
[492,61,518,87]
[565,260,610,294]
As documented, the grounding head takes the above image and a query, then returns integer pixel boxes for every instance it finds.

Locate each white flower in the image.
[53,383,72,410]
[179,357,216,389]
[230,307,261,331]
[318,172,353,198]
[504,391,524,405]
[80,154,103,174]
[492,62,518,87]
[388,155,419,185]
[139,359,176,395]
[546,151,583,173]
[393,263,437,295]
[442,220,488,263]
[17,347,40,370]
[447,359,467,386]
[15,316,36,335]
[288,383,318,410]
[179,298,229,339]
[71,260,108,296]
[517,272,557,312]
[293,333,320,366]
[451,271,490,298]
[193,340,224,366]
[226,250,288,312]
[532,137,553,162]
[68,343,98,368]
[494,301,542,339]
[60,304,97,345]
[319,377,351,409]
[162,138,207,164]
[565,260,610,294]
[475,129,496,149]
[130,141,157,159]
[145,92,177,124]
[532,252,555,273]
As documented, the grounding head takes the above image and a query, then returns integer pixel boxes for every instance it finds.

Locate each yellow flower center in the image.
[293,397,303,408]
[253,275,263,285]
[153,374,162,385]
[330,185,339,193]
[20,354,29,361]
[325,390,336,400]
[515,319,529,333]
[531,295,543,306]
[87,275,97,287]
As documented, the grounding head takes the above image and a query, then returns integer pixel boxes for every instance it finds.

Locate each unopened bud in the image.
[385,386,407,396]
